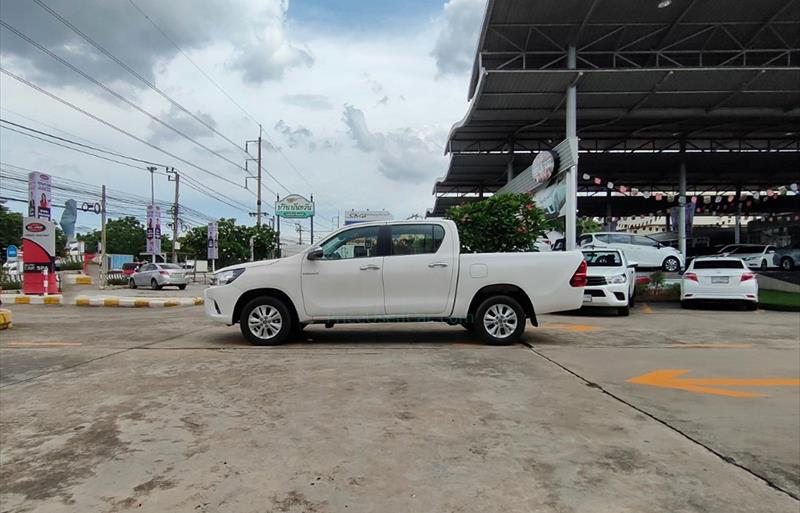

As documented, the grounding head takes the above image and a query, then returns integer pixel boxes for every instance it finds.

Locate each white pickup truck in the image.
[204,220,587,345]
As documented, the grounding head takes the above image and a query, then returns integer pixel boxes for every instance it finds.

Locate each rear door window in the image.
[610,234,632,244]
[390,224,445,255]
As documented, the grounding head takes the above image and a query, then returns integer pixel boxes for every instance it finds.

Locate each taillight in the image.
[684,272,698,282]
[741,272,755,282]
[570,260,588,287]
[159,271,169,276]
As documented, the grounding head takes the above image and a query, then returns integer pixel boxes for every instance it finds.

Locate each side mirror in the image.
[307,248,323,260]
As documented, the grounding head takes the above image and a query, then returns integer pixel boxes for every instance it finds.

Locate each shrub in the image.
[446,193,552,253]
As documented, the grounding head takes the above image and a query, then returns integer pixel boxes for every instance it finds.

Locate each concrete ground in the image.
[0,302,798,513]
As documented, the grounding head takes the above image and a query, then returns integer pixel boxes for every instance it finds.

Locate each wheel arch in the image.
[467,284,537,326]
[233,288,299,326]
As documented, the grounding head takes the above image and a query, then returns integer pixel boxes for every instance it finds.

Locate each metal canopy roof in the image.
[446,0,800,154]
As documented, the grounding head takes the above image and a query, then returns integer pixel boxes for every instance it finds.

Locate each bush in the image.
[0,279,22,291]
[59,260,84,271]
[446,193,552,253]
[106,277,128,286]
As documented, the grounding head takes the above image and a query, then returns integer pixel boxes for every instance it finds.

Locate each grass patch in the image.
[759,289,800,312]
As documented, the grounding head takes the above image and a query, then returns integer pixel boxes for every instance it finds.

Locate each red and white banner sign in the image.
[22,217,58,295]
[28,172,52,220]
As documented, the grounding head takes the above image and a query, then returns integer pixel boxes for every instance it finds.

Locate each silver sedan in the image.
[129,263,190,290]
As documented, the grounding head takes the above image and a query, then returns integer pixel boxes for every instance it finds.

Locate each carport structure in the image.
[432,0,800,257]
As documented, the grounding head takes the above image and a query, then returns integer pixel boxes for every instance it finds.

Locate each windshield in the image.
[693,260,746,269]
[582,250,623,267]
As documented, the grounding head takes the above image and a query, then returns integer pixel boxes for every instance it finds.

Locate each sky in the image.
[0,0,486,241]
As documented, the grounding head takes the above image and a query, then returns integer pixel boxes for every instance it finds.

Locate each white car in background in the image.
[720,244,777,271]
[581,249,637,316]
[681,257,758,309]
[578,232,683,272]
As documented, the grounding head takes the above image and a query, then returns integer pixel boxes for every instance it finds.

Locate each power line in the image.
[0,67,252,194]
[0,20,269,188]
[31,0,253,163]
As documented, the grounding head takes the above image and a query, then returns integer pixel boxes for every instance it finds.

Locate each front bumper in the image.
[203,284,241,324]
[582,282,629,307]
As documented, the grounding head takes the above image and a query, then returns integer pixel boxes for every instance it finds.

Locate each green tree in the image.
[78,216,146,255]
[179,218,277,268]
[0,206,23,258]
[446,193,552,253]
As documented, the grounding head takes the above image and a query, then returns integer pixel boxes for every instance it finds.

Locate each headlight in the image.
[606,274,627,284]
[213,268,244,285]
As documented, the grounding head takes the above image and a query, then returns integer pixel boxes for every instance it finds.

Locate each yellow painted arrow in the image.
[626,370,800,398]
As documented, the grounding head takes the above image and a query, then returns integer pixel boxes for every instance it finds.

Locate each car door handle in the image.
[359,264,381,270]
[428,262,449,268]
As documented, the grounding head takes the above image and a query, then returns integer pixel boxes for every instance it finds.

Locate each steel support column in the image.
[678,147,687,264]
[565,46,578,250]
[734,186,742,244]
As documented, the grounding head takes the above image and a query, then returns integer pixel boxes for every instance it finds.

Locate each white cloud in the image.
[431,0,485,77]
[147,104,218,143]
[341,105,447,184]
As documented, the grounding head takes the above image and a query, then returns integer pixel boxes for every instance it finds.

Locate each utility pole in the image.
[276,193,281,258]
[296,223,303,245]
[257,124,262,228]
[245,127,263,227]
[146,165,157,262]
[310,193,314,245]
[168,168,179,263]
[100,185,107,290]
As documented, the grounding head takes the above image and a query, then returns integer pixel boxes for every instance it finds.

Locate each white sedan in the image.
[681,257,758,309]
[581,249,637,316]
[720,244,777,271]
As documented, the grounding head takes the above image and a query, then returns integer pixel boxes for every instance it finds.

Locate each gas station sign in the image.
[22,217,58,295]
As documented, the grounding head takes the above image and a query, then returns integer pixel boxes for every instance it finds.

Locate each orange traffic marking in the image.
[627,369,800,398]
[540,323,598,332]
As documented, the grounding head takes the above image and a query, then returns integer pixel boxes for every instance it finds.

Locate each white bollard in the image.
[43,267,49,295]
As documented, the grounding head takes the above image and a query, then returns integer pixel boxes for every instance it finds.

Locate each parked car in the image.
[719,244,777,271]
[204,220,587,346]
[129,263,189,290]
[680,257,757,309]
[577,232,683,272]
[773,242,800,271]
[581,249,637,316]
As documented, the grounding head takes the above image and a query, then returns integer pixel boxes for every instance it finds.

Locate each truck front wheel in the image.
[240,296,292,346]
[475,295,525,345]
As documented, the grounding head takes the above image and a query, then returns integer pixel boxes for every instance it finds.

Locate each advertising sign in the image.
[6,245,18,262]
[146,204,162,255]
[207,221,218,260]
[532,173,568,218]
[344,209,393,225]
[529,150,557,188]
[28,172,52,220]
[22,217,57,294]
[275,194,314,219]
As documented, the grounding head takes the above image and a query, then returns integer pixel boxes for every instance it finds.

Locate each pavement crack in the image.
[0,327,208,389]
[521,340,800,502]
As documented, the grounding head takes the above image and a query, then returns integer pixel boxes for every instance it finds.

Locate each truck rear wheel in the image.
[475,295,525,345]
[240,296,292,346]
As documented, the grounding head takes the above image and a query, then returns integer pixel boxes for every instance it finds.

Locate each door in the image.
[608,233,636,263]
[135,264,154,286]
[301,225,385,317]
[382,224,455,316]
[630,235,662,267]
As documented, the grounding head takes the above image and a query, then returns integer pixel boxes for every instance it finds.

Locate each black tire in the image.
[128,279,137,289]
[628,291,636,308]
[680,300,692,309]
[745,302,758,311]
[618,305,630,316]
[150,279,161,290]
[474,295,526,345]
[781,257,794,271]
[662,256,680,273]
[178,284,187,290]
[240,296,292,346]
[760,259,768,271]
